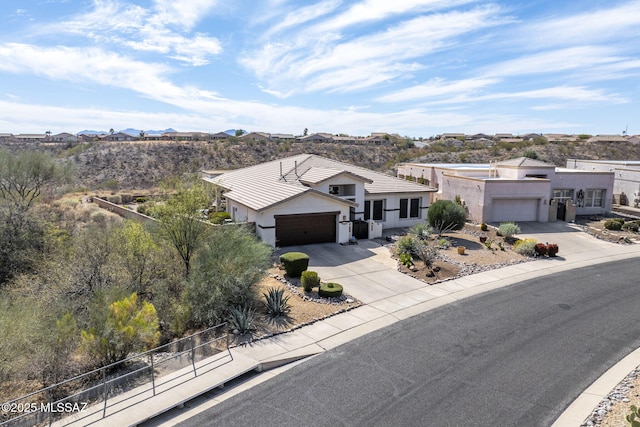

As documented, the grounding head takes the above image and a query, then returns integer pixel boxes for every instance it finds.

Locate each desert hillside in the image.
[1,138,638,190]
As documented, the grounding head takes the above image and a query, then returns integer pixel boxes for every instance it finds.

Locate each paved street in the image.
[177,258,640,427]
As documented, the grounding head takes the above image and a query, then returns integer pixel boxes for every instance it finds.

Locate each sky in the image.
[0,0,639,137]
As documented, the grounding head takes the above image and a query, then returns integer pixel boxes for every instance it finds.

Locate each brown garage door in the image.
[275,212,337,247]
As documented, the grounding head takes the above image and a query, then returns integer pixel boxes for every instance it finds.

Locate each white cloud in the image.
[316,0,477,32]
[377,77,500,102]
[518,1,640,49]
[243,5,506,96]
[40,0,222,66]
[266,0,342,35]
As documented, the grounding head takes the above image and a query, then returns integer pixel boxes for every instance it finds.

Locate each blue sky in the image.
[0,0,639,136]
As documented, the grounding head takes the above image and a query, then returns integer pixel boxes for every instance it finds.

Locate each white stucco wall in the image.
[365,193,428,229]
[567,160,640,205]
[552,171,614,215]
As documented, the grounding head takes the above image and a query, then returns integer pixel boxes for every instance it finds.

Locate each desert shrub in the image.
[411,223,431,240]
[437,238,450,249]
[135,197,147,203]
[480,223,488,231]
[279,252,309,277]
[535,243,548,256]
[427,200,467,233]
[498,222,521,239]
[547,243,559,257]
[318,282,343,298]
[263,287,290,317]
[301,270,320,291]
[622,221,639,232]
[416,243,438,267]
[228,305,255,334]
[210,211,231,224]
[397,235,419,256]
[604,219,622,230]
[399,253,413,267]
[121,193,133,203]
[513,238,537,256]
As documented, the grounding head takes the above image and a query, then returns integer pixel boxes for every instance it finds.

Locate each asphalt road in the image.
[178,258,640,427]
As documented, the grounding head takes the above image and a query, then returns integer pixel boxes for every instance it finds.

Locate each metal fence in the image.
[0,323,231,427]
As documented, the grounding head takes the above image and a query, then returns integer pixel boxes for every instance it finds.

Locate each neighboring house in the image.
[50,132,78,143]
[15,134,46,142]
[162,132,209,141]
[203,154,436,247]
[440,133,465,140]
[104,132,135,142]
[398,157,613,224]
[566,159,640,206]
[241,132,272,143]
[271,133,296,142]
[210,132,231,140]
[626,135,640,145]
[494,133,514,140]
[586,135,628,143]
[0,133,14,141]
[296,133,333,143]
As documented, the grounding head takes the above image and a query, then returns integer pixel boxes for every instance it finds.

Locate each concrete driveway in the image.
[513,221,616,256]
[278,222,620,305]
[277,241,439,305]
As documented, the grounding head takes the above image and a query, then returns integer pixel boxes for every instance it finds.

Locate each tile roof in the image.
[204,154,434,211]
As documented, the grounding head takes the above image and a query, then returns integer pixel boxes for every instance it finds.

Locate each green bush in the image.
[513,238,537,256]
[135,197,147,203]
[604,219,622,230]
[622,221,639,232]
[318,282,343,298]
[397,235,419,256]
[209,211,231,224]
[427,200,467,233]
[301,270,320,291]
[279,252,309,277]
[480,223,488,231]
[399,253,413,267]
[498,222,521,239]
[437,238,450,249]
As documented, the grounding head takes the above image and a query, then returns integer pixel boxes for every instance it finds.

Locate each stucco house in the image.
[203,154,436,247]
[397,157,614,223]
[566,159,640,206]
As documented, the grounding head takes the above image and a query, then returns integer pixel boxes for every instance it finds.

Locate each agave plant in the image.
[228,305,255,334]
[263,287,291,317]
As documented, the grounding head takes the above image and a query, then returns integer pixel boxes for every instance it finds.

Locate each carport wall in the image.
[441,174,550,223]
[249,192,352,247]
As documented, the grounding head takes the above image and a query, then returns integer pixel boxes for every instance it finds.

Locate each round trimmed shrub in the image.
[622,221,639,232]
[318,282,343,298]
[301,270,320,291]
[279,252,309,277]
[480,223,488,231]
[604,219,622,230]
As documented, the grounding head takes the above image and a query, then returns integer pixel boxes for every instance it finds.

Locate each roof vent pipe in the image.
[295,161,298,177]
[280,161,283,179]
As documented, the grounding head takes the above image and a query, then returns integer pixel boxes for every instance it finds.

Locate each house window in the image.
[399,199,408,218]
[410,198,420,218]
[364,200,371,220]
[585,189,604,207]
[400,198,421,219]
[372,200,384,221]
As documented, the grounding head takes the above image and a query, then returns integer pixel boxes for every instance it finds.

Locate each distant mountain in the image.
[77,130,106,135]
